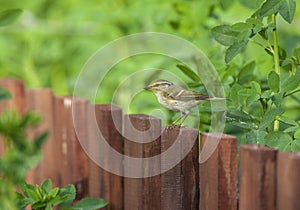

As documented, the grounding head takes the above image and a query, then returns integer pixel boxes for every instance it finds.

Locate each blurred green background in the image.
[0,0,299,127]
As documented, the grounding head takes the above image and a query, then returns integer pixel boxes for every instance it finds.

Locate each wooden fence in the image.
[0,78,300,210]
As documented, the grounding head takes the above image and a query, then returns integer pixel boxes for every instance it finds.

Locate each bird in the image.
[144,79,227,126]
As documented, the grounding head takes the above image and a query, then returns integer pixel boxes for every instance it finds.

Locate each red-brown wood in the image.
[25,88,55,185]
[277,152,300,210]
[88,104,123,210]
[124,114,161,210]
[161,126,199,210]
[53,95,89,196]
[200,133,238,210]
[53,96,73,187]
[70,97,89,199]
[0,78,26,115]
[239,144,277,210]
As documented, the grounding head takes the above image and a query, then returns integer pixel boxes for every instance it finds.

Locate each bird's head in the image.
[144,79,173,93]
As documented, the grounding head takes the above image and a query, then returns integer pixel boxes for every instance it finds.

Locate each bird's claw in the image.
[166,124,184,130]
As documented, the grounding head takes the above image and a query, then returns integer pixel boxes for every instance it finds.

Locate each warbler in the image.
[144,79,227,125]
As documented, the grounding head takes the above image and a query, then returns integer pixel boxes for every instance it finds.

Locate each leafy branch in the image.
[209,0,300,150]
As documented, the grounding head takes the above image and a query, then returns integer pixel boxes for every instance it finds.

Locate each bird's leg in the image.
[178,111,190,126]
[171,115,184,126]
[171,111,190,127]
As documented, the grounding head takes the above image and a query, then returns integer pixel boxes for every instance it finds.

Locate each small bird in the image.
[144,79,227,126]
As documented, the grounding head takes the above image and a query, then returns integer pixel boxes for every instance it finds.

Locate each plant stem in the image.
[284,88,300,97]
[272,14,280,75]
[272,14,280,131]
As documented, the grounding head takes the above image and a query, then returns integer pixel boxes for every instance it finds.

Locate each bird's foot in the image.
[166,123,183,129]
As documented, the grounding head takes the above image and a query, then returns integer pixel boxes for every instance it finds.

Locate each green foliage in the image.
[212,0,296,63]
[208,0,300,150]
[17,179,108,210]
[0,110,48,210]
[0,9,23,27]
[176,64,201,83]
[0,1,299,149]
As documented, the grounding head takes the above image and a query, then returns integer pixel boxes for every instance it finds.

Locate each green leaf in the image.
[281,71,300,93]
[41,179,52,194]
[260,0,283,17]
[291,139,300,151]
[246,94,260,106]
[18,197,34,208]
[279,0,296,23]
[34,131,49,149]
[230,84,242,108]
[35,187,44,199]
[0,9,23,27]
[240,0,266,9]
[261,90,273,99]
[284,126,299,133]
[48,187,59,198]
[268,71,280,92]
[238,85,261,106]
[32,201,47,208]
[295,129,300,139]
[246,130,267,144]
[59,184,76,206]
[49,195,69,206]
[231,22,252,32]
[238,88,258,96]
[26,188,40,201]
[293,46,300,61]
[72,198,108,210]
[237,30,252,43]
[211,25,238,46]
[264,131,292,150]
[176,64,200,82]
[279,116,298,126]
[226,109,259,129]
[21,112,41,127]
[246,18,264,33]
[259,28,269,41]
[272,92,284,107]
[251,81,261,94]
[259,108,285,129]
[46,203,52,210]
[0,87,12,101]
[217,0,234,10]
[221,64,238,82]
[225,40,248,63]
[237,61,256,84]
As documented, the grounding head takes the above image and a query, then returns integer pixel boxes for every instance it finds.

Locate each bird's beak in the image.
[144,85,151,90]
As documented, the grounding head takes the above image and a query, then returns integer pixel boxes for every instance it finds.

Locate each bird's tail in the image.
[208,97,229,101]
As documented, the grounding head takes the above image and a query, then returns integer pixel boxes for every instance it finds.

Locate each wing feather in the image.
[166,86,211,101]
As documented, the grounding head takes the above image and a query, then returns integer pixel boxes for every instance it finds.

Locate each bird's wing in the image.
[167,86,211,101]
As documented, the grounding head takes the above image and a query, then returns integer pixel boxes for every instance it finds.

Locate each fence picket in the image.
[25,88,55,185]
[199,133,238,210]
[70,97,89,200]
[277,152,300,210]
[161,127,199,210]
[124,114,161,210]
[88,104,123,209]
[239,144,277,210]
